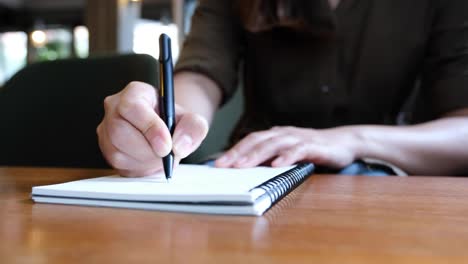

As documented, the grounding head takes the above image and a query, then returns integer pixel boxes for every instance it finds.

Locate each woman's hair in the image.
[235,0,336,35]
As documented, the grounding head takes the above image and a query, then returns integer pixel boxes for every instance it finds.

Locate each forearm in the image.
[174,71,222,124]
[353,111,468,175]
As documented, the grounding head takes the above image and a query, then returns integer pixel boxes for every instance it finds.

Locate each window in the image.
[0,32,27,86]
[133,20,179,62]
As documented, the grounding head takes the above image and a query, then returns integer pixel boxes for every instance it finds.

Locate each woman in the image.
[97,0,468,176]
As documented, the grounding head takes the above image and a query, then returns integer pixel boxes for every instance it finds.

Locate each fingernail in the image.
[151,135,171,156]
[173,135,193,156]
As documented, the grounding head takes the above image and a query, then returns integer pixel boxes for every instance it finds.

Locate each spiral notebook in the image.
[31,163,314,216]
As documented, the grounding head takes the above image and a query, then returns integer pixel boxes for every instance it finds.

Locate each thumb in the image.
[172,113,209,159]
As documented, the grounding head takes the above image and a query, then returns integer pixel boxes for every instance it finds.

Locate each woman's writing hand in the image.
[97,81,208,177]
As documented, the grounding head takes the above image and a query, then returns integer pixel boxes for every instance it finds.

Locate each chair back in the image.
[0,54,158,168]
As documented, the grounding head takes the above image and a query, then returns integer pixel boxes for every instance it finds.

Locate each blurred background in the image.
[0,0,198,86]
[0,0,242,165]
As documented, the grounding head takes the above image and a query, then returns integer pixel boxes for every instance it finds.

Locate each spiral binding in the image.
[252,163,315,204]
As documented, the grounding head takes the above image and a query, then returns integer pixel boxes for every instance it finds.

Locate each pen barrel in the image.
[166,116,175,135]
[158,33,175,179]
[158,34,175,137]
[159,61,175,131]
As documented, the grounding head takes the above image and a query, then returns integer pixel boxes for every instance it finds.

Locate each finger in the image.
[98,121,161,173]
[100,95,141,170]
[119,156,182,178]
[122,81,157,108]
[174,104,187,123]
[216,130,279,167]
[118,156,183,178]
[106,114,161,165]
[172,113,209,159]
[272,143,329,167]
[117,82,172,157]
[231,135,300,168]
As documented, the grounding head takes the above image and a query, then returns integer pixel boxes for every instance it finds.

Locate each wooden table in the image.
[1,167,468,263]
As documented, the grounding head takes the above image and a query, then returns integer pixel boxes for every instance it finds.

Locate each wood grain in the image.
[1,167,468,263]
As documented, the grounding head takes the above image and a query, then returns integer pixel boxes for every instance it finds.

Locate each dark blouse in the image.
[175,0,468,145]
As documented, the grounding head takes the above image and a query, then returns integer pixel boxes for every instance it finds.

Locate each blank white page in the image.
[32,165,294,203]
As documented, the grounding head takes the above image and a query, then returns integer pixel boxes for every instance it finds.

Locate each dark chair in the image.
[0,53,158,168]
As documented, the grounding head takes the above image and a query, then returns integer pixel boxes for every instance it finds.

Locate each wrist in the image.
[174,72,221,124]
[347,125,371,160]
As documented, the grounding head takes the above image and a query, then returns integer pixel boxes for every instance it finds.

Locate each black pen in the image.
[158,33,175,181]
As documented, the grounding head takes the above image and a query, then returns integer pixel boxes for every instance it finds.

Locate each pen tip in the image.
[163,155,174,180]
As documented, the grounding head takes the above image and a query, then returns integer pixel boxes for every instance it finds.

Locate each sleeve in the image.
[175,0,244,104]
[419,1,468,118]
